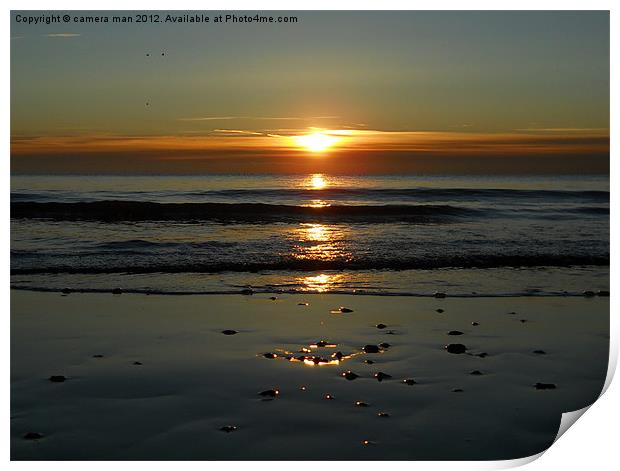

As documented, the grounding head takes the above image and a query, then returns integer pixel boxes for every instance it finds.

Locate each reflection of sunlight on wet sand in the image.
[300,273,346,292]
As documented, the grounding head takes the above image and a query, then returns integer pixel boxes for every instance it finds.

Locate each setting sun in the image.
[295,131,338,152]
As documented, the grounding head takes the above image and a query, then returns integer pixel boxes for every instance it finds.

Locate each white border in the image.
[3,1,616,469]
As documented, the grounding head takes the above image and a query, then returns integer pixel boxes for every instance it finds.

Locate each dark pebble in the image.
[476,352,488,358]
[222,329,238,335]
[92,354,104,358]
[447,330,464,336]
[598,290,610,297]
[583,290,596,297]
[534,382,556,390]
[363,359,375,364]
[470,370,483,375]
[49,375,66,382]
[355,401,370,407]
[315,340,328,347]
[452,388,464,393]
[434,292,446,298]
[23,432,44,440]
[519,319,528,323]
[471,322,479,326]
[61,288,71,295]
[445,344,467,354]
[341,371,359,381]
[263,353,277,359]
[376,323,387,329]
[219,425,238,433]
[296,355,306,361]
[508,311,516,315]
[133,361,143,365]
[403,378,416,385]
[298,302,309,306]
[436,308,444,313]
[269,296,277,301]
[112,288,123,295]
[377,412,390,417]
[363,344,380,353]
[379,342,391,349]
[259,389,280,397]
[241,288,254,295]
[333,351,343,360]
[533,350,546,355]
[374,372,392,382]
[338,307,354,313]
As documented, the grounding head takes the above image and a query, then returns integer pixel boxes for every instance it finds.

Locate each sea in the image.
[10,174,609,297]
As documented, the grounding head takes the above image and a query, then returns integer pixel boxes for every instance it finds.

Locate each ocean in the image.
[10,174,609,296]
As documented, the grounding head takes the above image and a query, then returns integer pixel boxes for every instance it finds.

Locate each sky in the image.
[10,11,609,174]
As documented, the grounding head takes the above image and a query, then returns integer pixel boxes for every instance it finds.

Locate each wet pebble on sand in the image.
[445,344,467,354]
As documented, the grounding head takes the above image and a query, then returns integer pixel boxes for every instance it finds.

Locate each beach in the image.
[11,290,609,460]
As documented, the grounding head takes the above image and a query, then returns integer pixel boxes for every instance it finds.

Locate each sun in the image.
[295,131,338,152]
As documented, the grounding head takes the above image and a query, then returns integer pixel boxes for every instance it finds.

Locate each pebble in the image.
[324,394,335,400]
[341,371,359,381]
[219,426,238,433]
[338,307,354,313]
[377,412,390,417]
[379,342,391,349]
[445,344,467,354]
[436,308,444,313]
[434,292,447,298]
[133,361,143,365]
[403,378,416,385]
[333,351,343,360]
[49,375,66,382]
[476,352,488,358]
[298,302,309,306]
[533,350,546,355]
[92,354,104,358]
[374,372,392,382]
[315,341,328,347]
[447,330,463,336]
[61,288,71,295]
[362,439,375,446]
[519,319,528,323]
[355,401,370,407]
[471,322,479,326]
[241,288,254,295]
[258,389,280,397]
[363,359,375,364]
[469,370,483,375]
[376,323,387,329]
[263,353,277,359]
[452,388,464,393]
[534,382,556,390]
[221,330,238,335]
[269,296,277,301]
[112,288,123,295]
[363,344,380,353]
[583,290,596,297]
[23,432,44,440]
[598,290,610,297]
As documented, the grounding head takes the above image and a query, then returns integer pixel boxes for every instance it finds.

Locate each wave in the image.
[11,201,481,223]
[10,254,610,274]
[11,187,610,203]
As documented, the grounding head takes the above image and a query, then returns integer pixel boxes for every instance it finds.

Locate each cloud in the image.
[45,33,81,38]
[178,115,340,122]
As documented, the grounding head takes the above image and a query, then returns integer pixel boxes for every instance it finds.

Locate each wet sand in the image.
[11,291,608,460]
